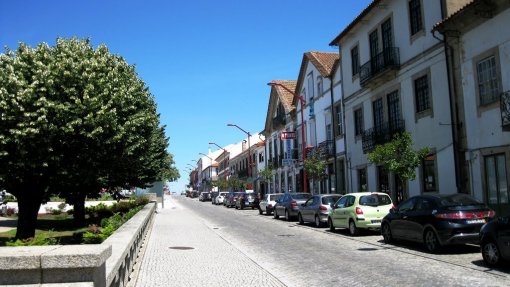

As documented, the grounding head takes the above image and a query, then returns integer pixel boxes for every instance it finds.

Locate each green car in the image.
[328,192,394,236]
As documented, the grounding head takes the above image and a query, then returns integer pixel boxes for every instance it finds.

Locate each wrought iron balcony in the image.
[362,119,405,153]
[318,140,334,159]
[272,113,286,128]
[360,47,400,86]
[501,91,510,131]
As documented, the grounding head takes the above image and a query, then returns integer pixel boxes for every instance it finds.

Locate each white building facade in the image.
[330,0,471,203]
[435,0,510,215]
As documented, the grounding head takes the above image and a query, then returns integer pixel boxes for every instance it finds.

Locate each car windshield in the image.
[293,193,312,200]
[438,194,484,208]
[269,194,282,201]
[322,196,341,205]
[359,194,392,206]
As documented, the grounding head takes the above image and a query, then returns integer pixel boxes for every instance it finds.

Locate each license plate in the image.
[466,219,485,224]
[371,220,381,224]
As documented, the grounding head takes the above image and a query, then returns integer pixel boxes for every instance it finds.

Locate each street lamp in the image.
[199,152,213,192]
[267,81,308,193]
[227,123,252,182]
[209,142,228,181]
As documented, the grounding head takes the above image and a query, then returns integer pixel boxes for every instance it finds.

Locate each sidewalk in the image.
[134,196,285,287]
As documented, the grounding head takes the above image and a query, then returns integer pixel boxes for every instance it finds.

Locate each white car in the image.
[259,193,283,215]
[214,192,229,205]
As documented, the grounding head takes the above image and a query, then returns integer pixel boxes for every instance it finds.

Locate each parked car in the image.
[199,192,211,201]
[381,194,495,253]
[235,192,260,210]
[259,193,283,215]
[189,191,199,198]
[224,191,240,208]
[214,192,229,205]
[273,193,312,221]
[298,194,342,227]
[480,214,510,267]
[210,192,219,204]
[328,192,393,236]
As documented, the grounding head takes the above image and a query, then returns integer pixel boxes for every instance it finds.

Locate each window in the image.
[351,45,360,77]
[326,123,332,141]
[317,77,323,96]
[387,91,401,130]
[354,108,364,136]
[409,0,423,36]
[381,18,393,51]
[307,73,314,99]
[477,55,499,105]
[335,104,343,136]
[422,153,437,192]
[414,75,430,113]
[373,98,384,131]
[485,154,508,205]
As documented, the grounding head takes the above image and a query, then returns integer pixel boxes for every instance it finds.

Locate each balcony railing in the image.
[360,47,400,86]
[362,119,405,153]
[501,91,510,131]
[272,114,286,128]
[318,140,334,159]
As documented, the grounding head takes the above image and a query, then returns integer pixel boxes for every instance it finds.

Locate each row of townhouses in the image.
[190,0,510,215]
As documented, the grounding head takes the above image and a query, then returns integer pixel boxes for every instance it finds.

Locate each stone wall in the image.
[0,202,156,287]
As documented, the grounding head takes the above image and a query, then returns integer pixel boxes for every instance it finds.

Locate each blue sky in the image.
[0,0,372,193]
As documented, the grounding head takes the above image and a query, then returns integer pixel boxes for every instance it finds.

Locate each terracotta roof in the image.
[433,0,480,31]
[329,0,381,46]
[305,51,339,77]
[271,80,297,113]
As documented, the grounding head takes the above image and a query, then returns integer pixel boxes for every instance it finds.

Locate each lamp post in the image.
[227,124,252,186]
[199,153,213,192]
[267,81,308,193]
[209,142,228,182]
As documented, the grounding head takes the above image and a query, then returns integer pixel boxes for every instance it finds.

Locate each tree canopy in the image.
[0,38,179,238]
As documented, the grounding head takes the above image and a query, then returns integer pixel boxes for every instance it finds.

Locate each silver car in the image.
[273,193,312,221]
[259,193,283,215]
[298,194,342,227]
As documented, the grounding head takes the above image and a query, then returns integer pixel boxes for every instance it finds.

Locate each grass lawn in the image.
[0,214,95,246]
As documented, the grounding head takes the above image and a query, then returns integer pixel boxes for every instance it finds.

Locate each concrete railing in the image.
[0,201,156,287]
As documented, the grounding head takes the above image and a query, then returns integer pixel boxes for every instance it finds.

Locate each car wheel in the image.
[258,208,263,215]
[273,209,279,219]
[381,223,393,244]
[285,209,290,221]
[240,205,244,210]
[482,240,502,267]
[328,217,335,231]
[424,229,440,253]
[314,215,321,228]
[298,213,304,225]
[349,220,359,236]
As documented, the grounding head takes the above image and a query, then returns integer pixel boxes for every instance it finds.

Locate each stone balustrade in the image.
[0,201,156,287]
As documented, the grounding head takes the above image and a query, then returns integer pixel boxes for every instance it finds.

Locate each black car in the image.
[381,194,495,252]
[480,215,510,267]
[235,192,260,210]
[224,191,240,208]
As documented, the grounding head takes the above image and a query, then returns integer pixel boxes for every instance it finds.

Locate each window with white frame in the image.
[351,45,360,77]
[354,108,364,137]
[477,55,499,105]
[414,74,430,113]
[335,104,343,136]
[409,0,423,36]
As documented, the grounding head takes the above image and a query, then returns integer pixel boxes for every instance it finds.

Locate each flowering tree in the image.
[0,38,178,238]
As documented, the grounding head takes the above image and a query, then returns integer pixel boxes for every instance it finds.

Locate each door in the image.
[373,98,384,135]
[301,197,315,221]
[381,18,393,65]
[339,195,356,228]
[391,198,415,240]
[331,196,348,227]
[485,154,509,216]
[369,30,379,73]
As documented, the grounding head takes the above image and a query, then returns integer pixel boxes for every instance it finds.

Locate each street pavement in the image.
[133,196,285,287]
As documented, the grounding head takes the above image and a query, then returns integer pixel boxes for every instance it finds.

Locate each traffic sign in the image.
[282,159,294,166]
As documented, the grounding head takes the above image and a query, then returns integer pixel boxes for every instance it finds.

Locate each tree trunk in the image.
[72,193,87,227]
[16,191,43,240]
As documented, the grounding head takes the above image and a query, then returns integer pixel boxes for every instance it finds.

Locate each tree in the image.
[367,132,429,203]
[258,167,273,194]
[0,38,177,238]
[304,154,328,193]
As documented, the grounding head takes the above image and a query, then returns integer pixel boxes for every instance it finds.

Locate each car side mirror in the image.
[300,203,305,207]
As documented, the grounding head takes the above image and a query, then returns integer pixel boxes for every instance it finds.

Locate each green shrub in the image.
[58,202,67,210]
[111,201,133,214]
[67,209,74,215]
[133,195,149,207]
[51,209,62,215]
[49,196,65,202]
[82,231,105,244]
[6,232,58,246]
